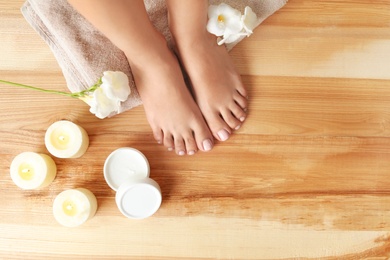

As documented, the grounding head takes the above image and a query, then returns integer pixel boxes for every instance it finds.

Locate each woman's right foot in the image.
[125,34,214,156]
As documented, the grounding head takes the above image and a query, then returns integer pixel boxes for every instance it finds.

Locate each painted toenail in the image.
[203,139,213,151]
[217,129,230,141]
[188,150,195,155]
[235,124,241,130]
[178,151,185,156]
[240,116,246,122]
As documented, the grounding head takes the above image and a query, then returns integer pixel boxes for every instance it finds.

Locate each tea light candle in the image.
[53,188,97,227]
[10,152,56,190]
[45,120,89,158]
[104,147,162,219]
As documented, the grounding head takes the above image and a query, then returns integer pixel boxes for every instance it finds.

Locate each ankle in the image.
[172,29,216,54]
[123,32,170,67]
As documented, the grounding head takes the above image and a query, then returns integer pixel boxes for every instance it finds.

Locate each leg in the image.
[68,0,214,155]
[166,0,248,142]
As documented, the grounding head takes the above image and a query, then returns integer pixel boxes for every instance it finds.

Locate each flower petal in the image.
[207,5,219,19]
[219,33,246,45]
[207,3,243,37]
[219,4,243,34]
[207,19,225,36]
[101,71,130,102]
[88,88,120,119]
[218,3,241,19]
[242,6,258,34]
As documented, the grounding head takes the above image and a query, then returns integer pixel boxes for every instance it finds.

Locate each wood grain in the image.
[1,0,390,259]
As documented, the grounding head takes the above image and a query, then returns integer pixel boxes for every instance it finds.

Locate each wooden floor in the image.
[1,0,390,259]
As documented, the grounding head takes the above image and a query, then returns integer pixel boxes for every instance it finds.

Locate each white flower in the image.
[0,70,131,119]
[83,87,120,119]
[100,71,130,102]
[79,71,131,119]
[207,4,258,45]
[218,32,244,45]
[242,6,258,35]
[207,3,243,45]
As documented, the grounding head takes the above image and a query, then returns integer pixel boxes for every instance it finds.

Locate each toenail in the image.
[217,129,230,141]
[240,116,246,122]
[203,139,213,151]
[168,147,174,151]
[188,150,195,155]
[178,150,185,156]
[235,124,241,130]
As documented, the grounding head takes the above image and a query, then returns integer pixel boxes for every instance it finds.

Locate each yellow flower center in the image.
[217,14,225,23]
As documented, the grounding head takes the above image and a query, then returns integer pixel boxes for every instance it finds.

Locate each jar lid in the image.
[104,147,150,191]
[116,178,162,219]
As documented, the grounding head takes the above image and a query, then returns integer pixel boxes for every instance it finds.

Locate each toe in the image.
[234,91,248,110]
[221,108,241,131]
[216,128,230,141]
[201,138,214,151]
[234,79,248,99]
[192,124,214,152]
[174,136,186,156]
[205,114,231,141]
[184,134,197,155]
[230,102,247,123]
[152,128,163,144]
[163,132,174,151]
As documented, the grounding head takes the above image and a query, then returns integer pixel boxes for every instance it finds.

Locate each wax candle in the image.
[104,147,162,219]
[53,188,97,227]
[45,120,89,158]
[10,152,57,190]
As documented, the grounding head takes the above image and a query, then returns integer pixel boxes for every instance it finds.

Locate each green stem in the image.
[0,79,101,98]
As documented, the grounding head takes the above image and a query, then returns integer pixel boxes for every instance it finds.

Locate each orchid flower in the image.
[83,87,121,119]
[207,3,258,45]
[207,3,243,45]
[100,71,130,102]
[0,71,131,119]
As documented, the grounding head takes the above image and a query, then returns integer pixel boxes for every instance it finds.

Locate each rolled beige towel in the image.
[21,0,287,117]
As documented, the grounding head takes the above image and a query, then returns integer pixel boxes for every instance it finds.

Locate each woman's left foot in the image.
[172,32,248,142]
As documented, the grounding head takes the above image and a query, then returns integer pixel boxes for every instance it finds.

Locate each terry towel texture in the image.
[21,0,287,115]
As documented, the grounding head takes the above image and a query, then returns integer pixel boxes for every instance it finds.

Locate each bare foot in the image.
[67,0,214,155]
[173,32,248,142]
[125,34,214,155]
